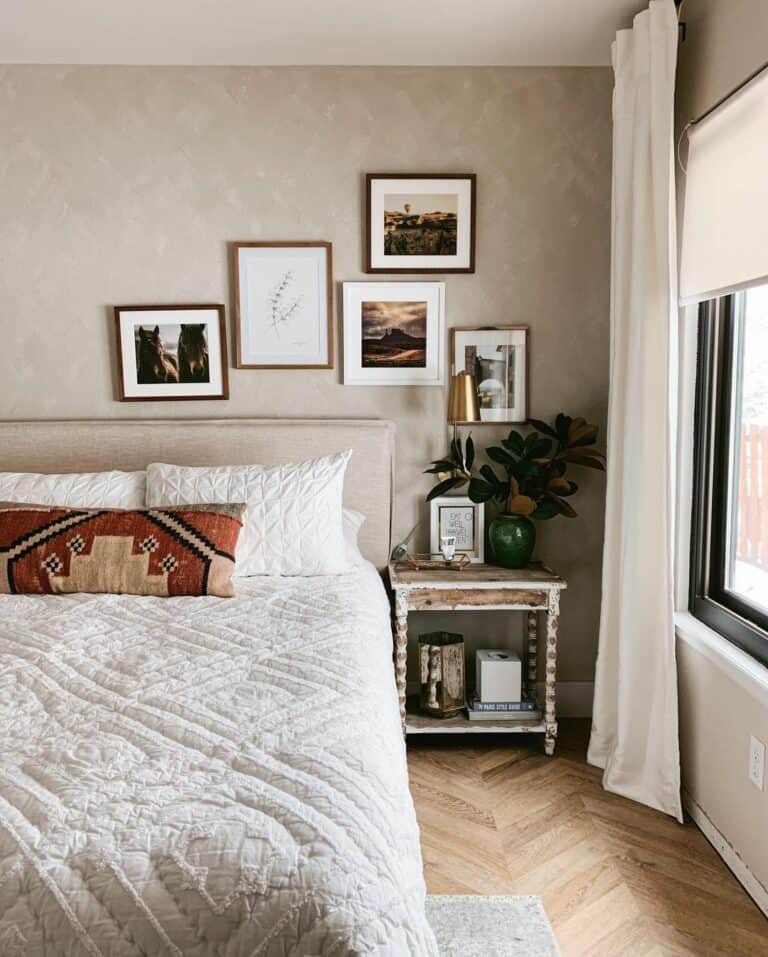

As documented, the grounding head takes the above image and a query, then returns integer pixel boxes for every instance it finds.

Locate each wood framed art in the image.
[365,173,476,273]
[429,495,485,563]
[451,326,529,423]
[114,304,228,402]
[343,281,445,386]
[233,241,333,369]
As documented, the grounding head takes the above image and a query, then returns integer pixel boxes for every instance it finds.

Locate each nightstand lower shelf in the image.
[405,696,546,735]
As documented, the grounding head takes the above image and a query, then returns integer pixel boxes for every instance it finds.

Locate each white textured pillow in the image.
[343,508,367,566]
[146,452,352,576]
[0,470,146,508]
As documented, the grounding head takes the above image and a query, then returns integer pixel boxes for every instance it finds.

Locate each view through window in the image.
[727,285,768,615]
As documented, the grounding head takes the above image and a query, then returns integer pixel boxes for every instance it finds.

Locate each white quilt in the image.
[0,564,438,956]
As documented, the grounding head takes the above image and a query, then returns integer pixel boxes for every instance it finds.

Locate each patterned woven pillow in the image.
[0,504,245,597]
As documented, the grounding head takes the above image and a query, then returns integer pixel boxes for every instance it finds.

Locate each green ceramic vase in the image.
[488,514,536,569]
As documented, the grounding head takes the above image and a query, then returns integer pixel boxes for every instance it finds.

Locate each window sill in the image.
[675,611,768,707]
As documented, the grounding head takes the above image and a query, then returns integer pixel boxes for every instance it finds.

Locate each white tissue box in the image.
[475,649,522,703]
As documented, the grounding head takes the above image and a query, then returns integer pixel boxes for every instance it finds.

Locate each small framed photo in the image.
[233,241,333,369]
[114,305,228,402]
[452,326,529,423]
[343,282,445,386]
[430,496,485,563]
[366,174,476,273]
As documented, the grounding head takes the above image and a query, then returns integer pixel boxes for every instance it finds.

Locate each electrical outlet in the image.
[749,736,765,791]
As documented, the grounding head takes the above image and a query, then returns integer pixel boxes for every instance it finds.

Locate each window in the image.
[691,283,768,664]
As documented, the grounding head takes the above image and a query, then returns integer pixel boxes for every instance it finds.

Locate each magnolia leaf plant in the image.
[425,414,605,520]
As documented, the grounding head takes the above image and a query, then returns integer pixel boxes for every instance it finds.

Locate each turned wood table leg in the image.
[394,588,409,735]
[526,610,538,703]
[544,590,560,756]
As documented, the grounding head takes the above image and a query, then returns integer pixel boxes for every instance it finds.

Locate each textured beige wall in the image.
[676,0,768,900]
[0,66,611,682]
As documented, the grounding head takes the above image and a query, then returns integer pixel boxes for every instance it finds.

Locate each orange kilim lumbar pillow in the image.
[0,503,245,597]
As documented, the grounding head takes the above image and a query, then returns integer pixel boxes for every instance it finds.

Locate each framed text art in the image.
[429,495,485,563]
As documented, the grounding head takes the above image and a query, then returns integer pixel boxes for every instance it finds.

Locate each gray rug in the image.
[426,895,561,957]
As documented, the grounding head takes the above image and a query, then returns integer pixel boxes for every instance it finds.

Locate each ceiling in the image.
[0,0,646,67]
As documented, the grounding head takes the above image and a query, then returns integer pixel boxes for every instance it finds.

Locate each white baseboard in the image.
[405,680,594,718]
[683,789,768,919]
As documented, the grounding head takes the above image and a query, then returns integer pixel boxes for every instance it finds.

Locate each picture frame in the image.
[451,326,529,423]
[343,281,445,386]
[430,496,485,563]
[114,304,229,402]
[233,241,333,369]
[365,173,476,273]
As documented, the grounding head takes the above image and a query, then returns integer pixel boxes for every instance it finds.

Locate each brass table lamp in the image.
[447,370,481,443]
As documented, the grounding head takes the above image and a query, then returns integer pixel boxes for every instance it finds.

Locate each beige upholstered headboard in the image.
[0,419,395,569]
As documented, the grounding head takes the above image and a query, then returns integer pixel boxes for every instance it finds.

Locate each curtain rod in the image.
[688,59,768,129]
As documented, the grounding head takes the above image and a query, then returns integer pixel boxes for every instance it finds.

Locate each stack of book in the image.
[466,694,542,721]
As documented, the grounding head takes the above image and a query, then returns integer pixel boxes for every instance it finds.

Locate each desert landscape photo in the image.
[361,300,427,367]
[384,193,458,256]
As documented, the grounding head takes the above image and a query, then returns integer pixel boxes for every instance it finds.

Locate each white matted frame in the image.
[343,281,445,386]
[452,326,528,423]
[114,304,228,402]
[430,495,485,563]
[366,173,476,273]
[233,241,333,369]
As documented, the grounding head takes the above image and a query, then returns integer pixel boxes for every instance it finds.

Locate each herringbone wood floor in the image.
[408,720,768,956]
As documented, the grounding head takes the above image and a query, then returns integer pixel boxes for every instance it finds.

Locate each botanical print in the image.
[135,324,210,385]
[361,300,427,367]
[234,243,332,368]
[266,270,305,341]
[384,193,458,256]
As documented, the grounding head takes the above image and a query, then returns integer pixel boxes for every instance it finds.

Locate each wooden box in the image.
[418,631,466,718]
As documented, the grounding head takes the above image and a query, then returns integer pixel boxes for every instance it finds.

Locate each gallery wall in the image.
[0,65,612,687]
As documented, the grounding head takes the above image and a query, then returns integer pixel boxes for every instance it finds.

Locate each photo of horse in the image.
[115,304,228,401]
[134,324,210,384]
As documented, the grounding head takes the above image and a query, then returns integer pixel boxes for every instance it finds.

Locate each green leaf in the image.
[502,431,525,455]
[532,501,559,520]
[526,418,558,438]
[424,460,456,474]
[450,435,462,465]
[531,437,553,458]
[557,450,606,470]
[545,491,578,517]
[487,446,518,467]
[479,464,503,488]
[555,413,572,443]
[465,434,475,470]
[568,424,599,447]
[468,477,497,503]
[426,476,465,501]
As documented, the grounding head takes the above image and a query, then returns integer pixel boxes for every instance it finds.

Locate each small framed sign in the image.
[429,496,485,563]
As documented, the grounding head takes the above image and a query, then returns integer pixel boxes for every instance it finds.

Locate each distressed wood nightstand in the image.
[388,562,567,755]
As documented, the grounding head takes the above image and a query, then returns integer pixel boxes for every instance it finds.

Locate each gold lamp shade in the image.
[447,371,480,424]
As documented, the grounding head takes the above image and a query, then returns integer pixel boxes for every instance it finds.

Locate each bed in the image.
[0,419,439,956]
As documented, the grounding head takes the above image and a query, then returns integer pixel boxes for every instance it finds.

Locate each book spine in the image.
[470,699,536,712]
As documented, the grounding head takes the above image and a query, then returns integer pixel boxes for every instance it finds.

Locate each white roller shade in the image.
[679,68,768,305]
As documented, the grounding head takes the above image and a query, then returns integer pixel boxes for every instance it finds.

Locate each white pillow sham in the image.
[0,470,146,509]
[343,508,366,566]
[145,452,353,577]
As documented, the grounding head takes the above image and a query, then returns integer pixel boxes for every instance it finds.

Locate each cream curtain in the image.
[587,0,682,821]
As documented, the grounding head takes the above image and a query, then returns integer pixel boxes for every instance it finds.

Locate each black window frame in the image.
[690,293,768,666]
